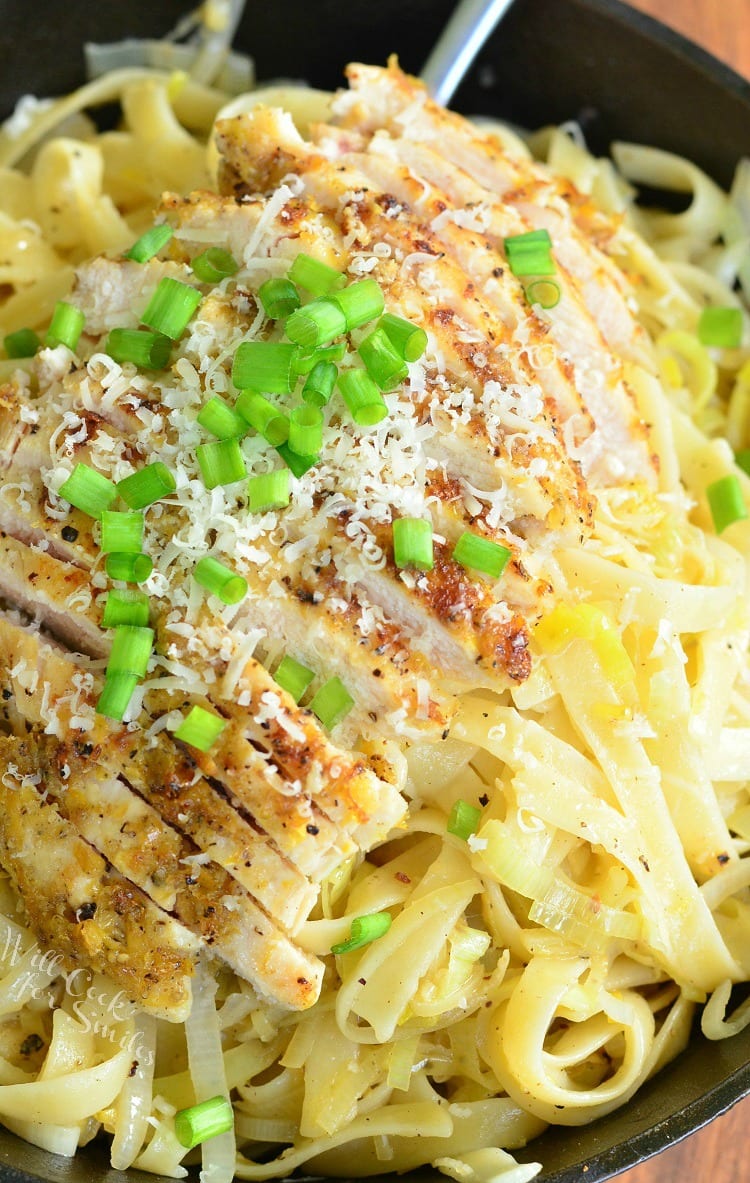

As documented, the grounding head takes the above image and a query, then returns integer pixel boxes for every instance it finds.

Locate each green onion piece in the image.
[258,277,300,320]
[105,552,153,583]
[117,462,176,509]
[331,911,392,954]
[392,517,433,572]
[293,341,346,375]
[105,328,172,370]
[141,277,202,340]
[4,327,40,359]
[735,449,750,477]
[309,676,354,729]
[706,474,748,533]
[358,326,409,391]
[698,306,743,349]
[275,442,318,478]
[194,556,248,605]
[288,252,346,296]
[235,390,290,445]
[46,301,85,351]
[197,396,248,440]
[107,625,154,677]
[504,229,555,277]
[524,279,561,310]
[100,510,145,555]
[285,298,346,349]
[505,229,552,251]
[274,655,315,702]
[173,705,227,752]
[302,360,338,407]
[331,278,385,331]
[507,249,555,277]
[247,468,290,512]
[175,1096,234,1150]
[289,405,323,456]
[102,588,150,629]
[452,531,511,579]
[447,799,482,840]
[59,463,117,519]
[379,313,428,363]
[191,247,239,284]
[231,341,298,393]
[338,369,388,427]
[96,671,139,722]
[124,224,173,263]
[196,438,246,489]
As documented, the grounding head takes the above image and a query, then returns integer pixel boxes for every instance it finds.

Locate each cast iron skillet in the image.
[0,0,749,1179]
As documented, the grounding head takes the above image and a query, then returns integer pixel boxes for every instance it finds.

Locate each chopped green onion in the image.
[302,360,338,407]
[274,655,315,702]
[505,229,552,250]
[309,676,354,729]
[507,249,555,277]
[196,439,246,489]
[706,474,748,533]
[285,298,346,349]
[452,531,511,579]
[141,277,202,339]
[231,341,298,394]
[173,705,227,752]
[4,328,39,359]
[107,625,154,677]
[504,229,555,277]
[235,390,290,445]
[735,449,750,477]
[331,911,392,954]
[524,279,561,309]
[392,517,433,572]
[105,552,153,583]
[197,397,247,440]
[59,463,117,519]
[698,306,743,349]
[379,313,428,363]
[275,442,318,477]
[289,405,323,456]
[105,328,172,370]
[194,556,248,605]
[100,510,144,555]
[117,462,176,509]
[102,588,150,629]
[331,278,385,331]
[191,247,239,284]
[288,252,346,296]
[46,301,85,351]
[447,799,482,840]
[174,1096,234,1150]
[247,468,290,512]
[124,224,173,263]
[258,277,300,320]
[338,369,388,427]
[358,326,409,391]
[293,341,346,375]
[96,671,139,722]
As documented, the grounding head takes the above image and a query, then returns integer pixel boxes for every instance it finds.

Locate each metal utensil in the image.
[421,0,516,106]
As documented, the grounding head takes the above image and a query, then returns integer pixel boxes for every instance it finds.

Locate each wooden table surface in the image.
[606,11,750,1182]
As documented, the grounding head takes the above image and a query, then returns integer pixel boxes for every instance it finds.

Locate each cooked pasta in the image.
[0,34,749,1183]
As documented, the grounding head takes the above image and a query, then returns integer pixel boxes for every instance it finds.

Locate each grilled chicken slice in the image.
[0,611,320,934]
[0,618,324,1008]
[6,733,324,1010]
[0,736,198,1021]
